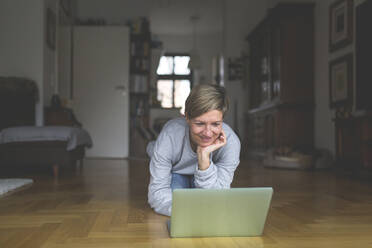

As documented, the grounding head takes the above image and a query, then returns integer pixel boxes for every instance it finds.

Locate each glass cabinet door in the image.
[271,25,281,100]
[260,29,271,104]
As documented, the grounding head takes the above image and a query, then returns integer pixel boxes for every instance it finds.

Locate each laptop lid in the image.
[170,187,273,238]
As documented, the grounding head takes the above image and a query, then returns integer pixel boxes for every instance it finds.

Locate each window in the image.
[156,54,192,114]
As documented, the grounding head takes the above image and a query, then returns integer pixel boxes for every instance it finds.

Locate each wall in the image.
[76,0,152,23]
[44,0,59,107]
[0,0,59,126]
[58,24,72,101]
[314,0,335,153]
[57,0,76,105]
[223,0,268,136]
[0,0,45,125]
[313,0,366,154]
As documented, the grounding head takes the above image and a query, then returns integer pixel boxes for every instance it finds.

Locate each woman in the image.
[147,84,241,216]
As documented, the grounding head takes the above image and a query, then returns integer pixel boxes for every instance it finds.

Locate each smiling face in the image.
[187,110,223,149]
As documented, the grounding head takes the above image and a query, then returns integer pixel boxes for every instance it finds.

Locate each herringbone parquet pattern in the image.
[1,159,372,247]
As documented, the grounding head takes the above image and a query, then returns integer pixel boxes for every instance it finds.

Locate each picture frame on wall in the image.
[46,8,56,50]
[329,0,353,52]
[329,53,353,109]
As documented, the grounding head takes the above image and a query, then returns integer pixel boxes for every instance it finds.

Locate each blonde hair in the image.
[185,84,229,119]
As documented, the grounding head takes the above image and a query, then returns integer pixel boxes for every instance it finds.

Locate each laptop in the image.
[169,187,273,238]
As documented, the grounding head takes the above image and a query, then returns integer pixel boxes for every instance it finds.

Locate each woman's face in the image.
[187,110,223,148]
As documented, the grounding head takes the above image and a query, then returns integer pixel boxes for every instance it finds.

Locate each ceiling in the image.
[75,0,280,36]
[76,0,225,36]
[149,0,224,35]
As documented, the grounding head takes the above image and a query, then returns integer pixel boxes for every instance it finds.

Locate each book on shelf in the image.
[130,75,148,93]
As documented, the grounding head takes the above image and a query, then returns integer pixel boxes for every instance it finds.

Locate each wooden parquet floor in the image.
[0,158,372,248]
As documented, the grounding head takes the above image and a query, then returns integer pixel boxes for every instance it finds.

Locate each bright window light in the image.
[174,80,191,114]
[174,56,190,75]
[156,55,192,112]
[157,80,173,108]
[157,56,173,75]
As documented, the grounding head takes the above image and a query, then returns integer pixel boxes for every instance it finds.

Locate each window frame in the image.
[156,53,193,108]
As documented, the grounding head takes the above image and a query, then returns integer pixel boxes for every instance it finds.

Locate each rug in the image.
[0,179,33,197]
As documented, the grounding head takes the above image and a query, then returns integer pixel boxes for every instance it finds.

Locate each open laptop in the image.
[169,187,273,238]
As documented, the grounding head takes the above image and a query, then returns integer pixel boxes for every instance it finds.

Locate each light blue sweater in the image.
[147,117,241,216]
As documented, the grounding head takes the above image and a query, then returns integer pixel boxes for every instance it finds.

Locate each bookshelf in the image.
[129,18,151,157]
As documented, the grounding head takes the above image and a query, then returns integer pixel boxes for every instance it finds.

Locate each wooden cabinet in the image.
[244,3,314,157]
[245,104,314,157]
[335,115,372,170]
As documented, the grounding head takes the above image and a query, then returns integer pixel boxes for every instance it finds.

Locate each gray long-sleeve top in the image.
[147,117,241,216]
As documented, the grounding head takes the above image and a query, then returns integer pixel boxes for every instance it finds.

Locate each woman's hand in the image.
[197,130,227,171]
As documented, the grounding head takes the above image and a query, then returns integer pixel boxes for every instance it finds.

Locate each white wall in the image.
[0,0,59,126]
[314,0,336,154]
[313,0,366,154]
[57,0,75,104]
[223,0,268,136]
[44,0,59,107]
[76,0,152,23]
[58,25,72,101]
[0,0,45,125]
